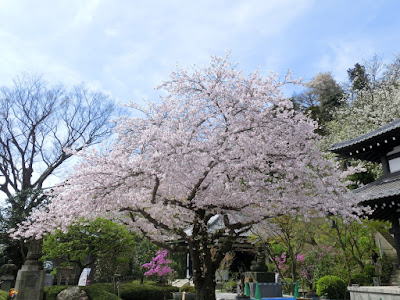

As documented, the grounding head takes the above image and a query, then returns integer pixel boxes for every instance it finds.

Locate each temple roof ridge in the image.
[331,118,400,152]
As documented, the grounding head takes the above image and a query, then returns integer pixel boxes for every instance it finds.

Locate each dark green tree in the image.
[0,189,47,266]
[42,218,137,282]
[292,72,343,134]
[347,63,370,91]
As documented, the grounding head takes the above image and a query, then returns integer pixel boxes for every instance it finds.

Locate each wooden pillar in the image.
[390,216,400,268]
[381,156,390,176]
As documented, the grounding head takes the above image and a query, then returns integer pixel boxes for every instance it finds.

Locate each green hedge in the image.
[316,275,347,299]
[83,284,121,300]
[180,285,196,293]
[120,282,179,300]
[44,284,120,300]
[43,282,178,300]
[0,290,8,300]
[43,286,69,300]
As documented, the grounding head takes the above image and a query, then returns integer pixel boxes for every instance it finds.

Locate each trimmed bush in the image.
[180,285,196,293]
[44,281,178,300]
[43,285,69,300]
[120,282,179,300]
[83,284,121,300]
[44,284,121,300]
[0,290,8,300]
[316,275,347,299]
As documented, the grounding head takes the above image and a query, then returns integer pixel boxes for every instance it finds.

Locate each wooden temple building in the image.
[330,118,400,267]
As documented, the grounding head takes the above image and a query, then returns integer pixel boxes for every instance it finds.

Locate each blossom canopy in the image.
[13,54,363,241]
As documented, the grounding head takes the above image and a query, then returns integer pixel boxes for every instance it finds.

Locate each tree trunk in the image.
[192,249,218,300]
[195,271,217,300]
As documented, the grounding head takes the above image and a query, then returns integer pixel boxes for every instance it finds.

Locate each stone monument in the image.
[0,259,18,291]
[14,239,46,300]
[245,250,274,283]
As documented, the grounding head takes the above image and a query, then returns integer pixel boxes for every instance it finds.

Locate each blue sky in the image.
[0,0,399,105]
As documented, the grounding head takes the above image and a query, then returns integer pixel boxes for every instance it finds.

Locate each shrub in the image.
[180,285,196,293]
[44,284,121,300]
[120,281,179,300]
[350,273,369,286]
[316,275,347,299]
[223,281,237,292]
[380,254,394,284]
[0,290,8,300]
[363,265,375,279]
[43,286,69,300]
[282,277,294,295]
[44,281,178,300]
[83,284,121,300]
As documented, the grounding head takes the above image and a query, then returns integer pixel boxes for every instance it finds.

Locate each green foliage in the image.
[0,189,45,267]
[350,273,369,286]
[131,237,159,282]
[282,278,294,295]
[180,285,196,293]
[297,245,337,290]
[380,254,394,284]
[316,217,380,282]
[169,250,187,279]
[347,63,369,90]
[363,265,375,279]
[83,284,121,300]
[42,217,137,281]
[292,72,343,134]
[43,286,69,300]
[119,281,179,300]
[222,281,237,292]
[253,215,320,281]
[316,275,347,299]
[350,265,376,286]
[0,290,8,300]
[43,284,121,300]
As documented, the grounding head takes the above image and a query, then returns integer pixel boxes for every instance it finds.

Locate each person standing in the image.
[372,250,379,266]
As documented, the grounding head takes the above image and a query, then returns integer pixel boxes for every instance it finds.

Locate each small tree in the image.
[42,218,136,281]
[142,249,174,284]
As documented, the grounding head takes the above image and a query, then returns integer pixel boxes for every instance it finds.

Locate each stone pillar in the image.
[14,239,46,300]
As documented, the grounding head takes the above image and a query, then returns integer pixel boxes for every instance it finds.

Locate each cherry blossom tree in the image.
[13,55,363,300]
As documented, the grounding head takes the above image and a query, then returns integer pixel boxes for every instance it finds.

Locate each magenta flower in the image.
[142,249,174,277]
[296,254,306,262]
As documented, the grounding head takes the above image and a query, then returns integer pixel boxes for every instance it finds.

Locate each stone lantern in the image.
[0,259,18,291]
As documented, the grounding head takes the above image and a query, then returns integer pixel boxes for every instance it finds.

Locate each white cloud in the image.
[316,39,377,82]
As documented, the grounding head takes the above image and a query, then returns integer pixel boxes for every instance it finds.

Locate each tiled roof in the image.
[331,118,400,151]
[355,173,400,202]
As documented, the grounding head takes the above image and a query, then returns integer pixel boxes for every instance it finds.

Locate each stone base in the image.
[348,285,400,300]
[235,296,251,300]
[1,274,15,291]
[14,265,45,300]
[245,272,275,283]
